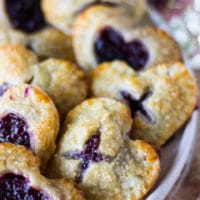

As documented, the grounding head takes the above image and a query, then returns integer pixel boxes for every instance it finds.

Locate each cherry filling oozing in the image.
[0,83,10,96]
[120,91,153,122]
[64,131,112,183]
[5,0,46,33]
[0,113,30,148]
[0,173,50,199]
[94,27,149,71]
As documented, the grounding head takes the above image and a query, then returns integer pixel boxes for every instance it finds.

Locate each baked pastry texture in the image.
[31,58,88,120]
[47,98,160,200]
[42,0,145,34]
[0,44,87,120]
[0,27,29,46]
[90,61,197,146]
[0,143,85,200]
[0,44,38,86]
[28,27,75,61]
[0,84,59,167]
[73,4,181,71]
[0,27,75,61]
[0,0,46,33]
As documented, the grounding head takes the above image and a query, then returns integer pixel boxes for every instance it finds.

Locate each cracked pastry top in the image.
[47,98,160,200]
[0,143,85,200]
[0,44,88,120]
[41,0,146,34]
[89,61,198,146]
[72,4,181,72]
[0,84,59,167]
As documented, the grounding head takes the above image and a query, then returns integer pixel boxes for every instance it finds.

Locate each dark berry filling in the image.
[148,0,169,10]
[120,91,153,122]
[0,173,50,199]
[0,83,10,96]
[64,131,111,183]
[5,0,46,33]
[0,113,30,148]
[94,27,149,71]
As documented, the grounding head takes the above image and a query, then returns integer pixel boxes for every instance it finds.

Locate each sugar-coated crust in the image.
[0,44,37,85]
[73,6,181,71]
[0,44,87,120]
[42,0,145,34]
[31,58,88,120]
[0,142,40,171]
[72,4,134,71]
[51,179,85,200]
[0,84,59,167]
[0,143,85,200]
[28,27,75,61]
[0,28,29,46]
[90,61,197,146]
[47,98,160,200]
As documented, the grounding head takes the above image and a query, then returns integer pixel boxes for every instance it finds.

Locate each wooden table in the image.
[174,71,200,200]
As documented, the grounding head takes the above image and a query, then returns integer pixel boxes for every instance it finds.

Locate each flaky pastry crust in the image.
[28,27,75,61]
[0,143,85,200]
[0,44,87,120]
[42,0,145,34]
[72,4,134,71]
[31,58,88,120]
[47,98,160,200]
[0,84,59,167]
[73,5,181,71]
[90,61,197,146]
[0,44,37,85]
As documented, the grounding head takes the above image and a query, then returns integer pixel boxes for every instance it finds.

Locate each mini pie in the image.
[0,44,87,120]
[0,0,46,33]
[0,84,59,167]
[90,61,197,146]
[47,98,160,200]
[0,27,75,61]
[41,0,145,34]
[31,58,88,120]
[73,4,181,71]
[0,142,85,200]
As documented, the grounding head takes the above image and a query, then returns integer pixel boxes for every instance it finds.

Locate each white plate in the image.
[147,111,199,200]
[146,8,199,200]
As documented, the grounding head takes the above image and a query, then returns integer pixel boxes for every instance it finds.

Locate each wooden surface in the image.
[174,71,200,200]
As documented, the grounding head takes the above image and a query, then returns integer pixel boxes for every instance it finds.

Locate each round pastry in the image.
[0,0,46,33]
[41,0,145,34]
[0,44,37,88]
[73,4,181,72]
[0,143,85,200]
[0,44,87,120]
[47,98,160,200]
[0,84,59,167]
[28,27,75,61]
[31,58,88,120]
[90,61,197,146]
